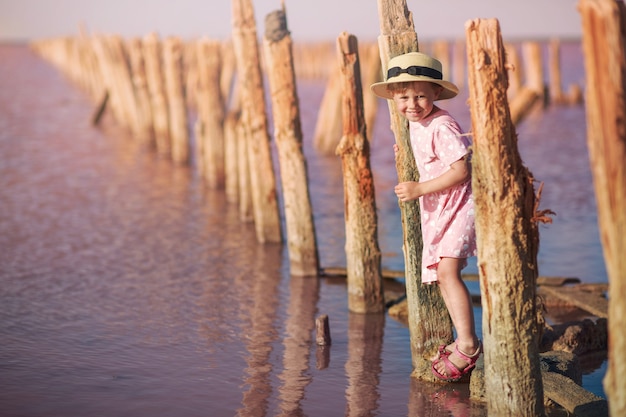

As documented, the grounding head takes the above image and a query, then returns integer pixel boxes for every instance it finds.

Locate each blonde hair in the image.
[386,81,444,96]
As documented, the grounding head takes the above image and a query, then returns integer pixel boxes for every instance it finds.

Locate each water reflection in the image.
[237,244,284,417]
[276,276,320,416]
[345,312,384,417]
[0,44,607,416]
[408,379,482,417]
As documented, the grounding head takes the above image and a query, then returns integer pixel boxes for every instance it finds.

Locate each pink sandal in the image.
[432,341,482,382]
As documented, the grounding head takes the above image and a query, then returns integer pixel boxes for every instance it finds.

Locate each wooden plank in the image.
[537,276,581,286]
[540,285,608,319]
[321,267,584,285]
[542,371,608,417]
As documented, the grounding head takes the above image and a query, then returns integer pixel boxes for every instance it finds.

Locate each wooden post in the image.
[579,1,626,415]
[432,40,450,83]
[548,38,564,104]
[127,37,155,144]
[315,315,331,346]
[237,112,254,222]
[220,41,237,110]
[91,35,137,132]
[465,18,545,416]
[522,41,546,105]
[195,38,226,188]
[262,7,319,276]
[376,0,453,377]
[335,32,384,313]
[143,33,170,155]
[232,0,282,243]
[313,62,344,154]
[163,37,189,165]
[224,109,241,204]
[361,42,382,137]
[505,43,522,100]
[108,36,141,135]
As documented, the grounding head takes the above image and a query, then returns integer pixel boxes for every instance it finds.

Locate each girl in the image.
[371,52,481,382]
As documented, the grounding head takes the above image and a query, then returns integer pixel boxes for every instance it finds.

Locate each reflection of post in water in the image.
[344,312,384,416]
[237,244,283,417]
[277,276,320,416]
[407,378,477,417]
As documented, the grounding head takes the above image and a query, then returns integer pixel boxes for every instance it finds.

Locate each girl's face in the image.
[391,81,442,122]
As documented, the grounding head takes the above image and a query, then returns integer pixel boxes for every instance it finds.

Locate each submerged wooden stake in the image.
[315,314,331,346]
[195,38,225,188]
[465,18,545,416]
[232,0,282,243]
[163,37,189,165]
[263,7,319,276]
[335,32,384,313]
[143,33,170,155]
[579,1,626,415]
[376,0,452,377]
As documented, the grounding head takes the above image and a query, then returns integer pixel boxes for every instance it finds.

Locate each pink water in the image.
[0,42,605,416]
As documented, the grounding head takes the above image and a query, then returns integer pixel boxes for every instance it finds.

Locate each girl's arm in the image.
[394,157,470,202]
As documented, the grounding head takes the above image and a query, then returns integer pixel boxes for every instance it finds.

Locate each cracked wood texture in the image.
[263,8,319,276]
[335,32,384,313]
[579,1,626,415]
[465,18,545,417]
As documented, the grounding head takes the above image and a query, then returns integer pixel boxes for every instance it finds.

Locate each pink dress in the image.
[409,108,477,283]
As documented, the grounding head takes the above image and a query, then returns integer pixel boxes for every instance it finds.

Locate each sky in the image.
[0,0,582,43]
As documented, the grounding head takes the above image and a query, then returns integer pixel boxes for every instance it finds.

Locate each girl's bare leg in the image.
[433,257,480,373]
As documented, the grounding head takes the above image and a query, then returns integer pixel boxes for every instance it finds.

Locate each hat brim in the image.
[370,74,459,100]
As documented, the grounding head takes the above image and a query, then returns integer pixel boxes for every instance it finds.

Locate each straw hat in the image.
[370,52,458,100]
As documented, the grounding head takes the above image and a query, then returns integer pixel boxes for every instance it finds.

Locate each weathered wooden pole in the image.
[127,37,155,144]
[232,0,282,243]
[195,38,226,188]
[313,62,343,154]
[509,43,542,125]
[579,1,626,415]
[335,32,384,313]
[523,41,546,105]
[143,33,170,154]
[224,109,241,204]
[91,35,139,133]
[361,42,382,137]
[548,38,564,104]
[375,0,453,377]
[163,37,190,165]
[465,18,545,416]
[263,7,319,276]
[505,43,523,99]
[220,41,237,109]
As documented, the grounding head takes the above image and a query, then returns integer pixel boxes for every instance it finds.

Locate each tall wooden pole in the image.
[232,0,282,243]
[465,18,545,416]
[579,1,626,415]
[195,38,226,189]
[127,37,155,144]
[163,36,190,165]
[143,33,170,155]
[263,7,319,276]
[335,32,384,313]
[375,0,452,377]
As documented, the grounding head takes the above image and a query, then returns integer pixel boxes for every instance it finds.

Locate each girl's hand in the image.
[394,181,422,202]
[393,143,399,160]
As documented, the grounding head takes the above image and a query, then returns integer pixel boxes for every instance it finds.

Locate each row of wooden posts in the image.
[31,0,623,415]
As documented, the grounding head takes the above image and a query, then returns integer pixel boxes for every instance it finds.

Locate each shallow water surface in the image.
[0,42,605,416]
